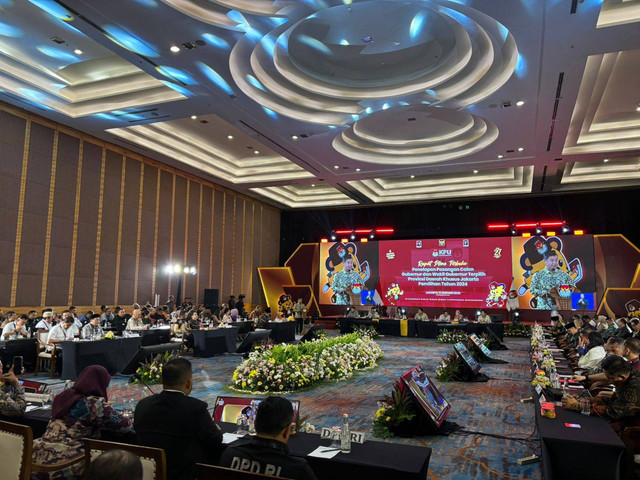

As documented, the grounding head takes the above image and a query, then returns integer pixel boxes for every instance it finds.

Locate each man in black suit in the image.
[219,396,317,480]
[134,358,223,480]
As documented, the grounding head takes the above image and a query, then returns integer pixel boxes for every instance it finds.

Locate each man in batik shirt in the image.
[529,251,575,310]
[332,257,362,305]
[0,360,26,416]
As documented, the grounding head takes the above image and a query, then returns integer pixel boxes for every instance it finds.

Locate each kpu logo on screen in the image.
[432,249,452,258]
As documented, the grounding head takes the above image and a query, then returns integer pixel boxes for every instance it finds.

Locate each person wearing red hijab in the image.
[32,365,134,480]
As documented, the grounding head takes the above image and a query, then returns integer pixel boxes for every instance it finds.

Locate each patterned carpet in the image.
[32,333,541,480]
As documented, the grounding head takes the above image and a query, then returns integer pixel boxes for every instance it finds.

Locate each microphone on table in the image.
[131,372,158,396]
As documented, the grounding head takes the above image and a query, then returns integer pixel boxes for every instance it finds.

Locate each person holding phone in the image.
[0,359,27,416]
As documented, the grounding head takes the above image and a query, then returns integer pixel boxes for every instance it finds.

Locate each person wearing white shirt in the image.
[477,310,492,323]
[578,332,606,372]
[81,314,105,340]
[414,308,428,321]
[126,309,147,331]
[47,317,75,346]
[438,311,451,322]
[2,316,29,340]
[35,311,55,331]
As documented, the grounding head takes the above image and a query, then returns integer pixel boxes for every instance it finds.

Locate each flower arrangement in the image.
[436,352,463,381]
[505,323,532,337]
[355,325,379,339]
[372,381,417,439]
[436,329,468,344]
[231,332,382,393]
[132,351,176,385]
[104,331,115,340]
[531,372,552,388]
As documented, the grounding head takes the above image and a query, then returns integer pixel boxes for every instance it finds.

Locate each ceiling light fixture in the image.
[73,49,83,55]
[227,135,233,140]
[473,170,478,174]
[516,100,524,106]
[170,45,180,53]
[603,158,609,163]
[334,165,339,169]
[253,150,259,155]
[190,115,197,120]
[498,154,503,159]
[311,184,316,187]
[356,168,361,172]
[518,147,524,152]
[636,106,640,112]
[410,175,415,179]
[291,135,298,140]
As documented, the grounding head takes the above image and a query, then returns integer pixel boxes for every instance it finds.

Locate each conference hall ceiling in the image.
[1,0,639,208]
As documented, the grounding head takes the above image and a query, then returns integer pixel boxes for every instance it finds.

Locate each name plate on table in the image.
[320,427,365,444]
[535,384,543,396]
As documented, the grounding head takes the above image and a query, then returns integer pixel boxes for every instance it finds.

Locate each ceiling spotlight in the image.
[473,170,478,174]
[562,226,570,234]
[170,45,180,53]
[253,150,260,155]
[227,135,233,140]
[291,135,298,140]
[73,49,83,55]
[518,147,524,152]
[636,106,640,112]
[330,234,336,241]
[334,165,339,169]
[350,234,356,240]
[311,184,316,187]
[356,168,361,172]
[516,100,525,106]
[190,115,197,120]
[410,175,415,179]
[511,228,517,236]
[369,234,374,239]
[603,158,609,163]
[498,154,504,159]
[535,227,542,235]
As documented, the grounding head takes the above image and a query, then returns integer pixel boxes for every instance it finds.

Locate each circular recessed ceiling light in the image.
[473,170,478,174]
[636,106,640,112]
[253,150,260,154]
[334,165,339,169]
[170,45,180,53]
[227,135,233,140]
[410,175,415,179]
[190,115,197,120]
[291,135,298,140]
[518,147,524,151]
[74,49,83,55]
[356,168,361,172]
[603,158,609,163]
[516,100,524,106]
[498,154,503,159]
[311,183,316,187]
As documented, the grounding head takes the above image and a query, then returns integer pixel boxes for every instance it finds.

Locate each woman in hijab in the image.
[32,365,133,479]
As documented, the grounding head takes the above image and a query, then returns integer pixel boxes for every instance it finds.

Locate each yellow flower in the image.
[386,416,391,422]
[242,381,247,388]
[258,381,262,386]
[376,408,386,418]
[279,385,284,390]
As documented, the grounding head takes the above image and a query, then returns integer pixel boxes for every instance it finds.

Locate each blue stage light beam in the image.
[156,66,197,85]
[198,62,234,95]
[202,33,230,49]
[297,34,332,55]
[103,25,159,57]
[27,0,73,21]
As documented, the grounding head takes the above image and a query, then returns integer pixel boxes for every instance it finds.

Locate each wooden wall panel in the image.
[184,181,200,301]
[137,165,158,304]
[117,157,142,305]
[155,170,173,301]
[72,142,102,305]
[46,133,79,305]
[0,112,26,306]
[0,103,281,309]
[15,123,54,306]
[198,186,213,298]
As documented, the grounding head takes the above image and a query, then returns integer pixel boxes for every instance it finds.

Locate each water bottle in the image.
[248,400,256,435]
[340,414,351,454]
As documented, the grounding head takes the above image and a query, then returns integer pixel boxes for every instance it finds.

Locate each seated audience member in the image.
[100,306,114,327]
[370,306,380,319]
[112,307,128,332]
[558,322,579,349]
[126,309,147,331]
[564,356,640,427]
[2,314,29,340]
[35,310,55,331]
[476,310,492,323]
[578,332,606,371]
[576,326,596,356]
[438,310,451,322]
[77,310,94,326]
[82,314,105,340]
[219,396,318,480]
[453,309,465,322]
[32,366,133,479]
[0,360,26,416]
[414,308,428,322]
[615,318,632,339]
[135,358,222,480]
[394,308,406,320]
[625,337,640,371]
[26,310,38,332]
[87,450,142,480]
[630,318,640,338]
[602,317,617,340]
[596,315,608,334]
[1,311,16,329]
[47,316,75,347]
[346,307,359,318]
[573,338,633,385]
[257,308,272,328]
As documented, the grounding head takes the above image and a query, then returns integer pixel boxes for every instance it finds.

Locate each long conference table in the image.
[60,337,141,380]
[3,408,431,480]
[192,328,239,357]
[339,318,504,340]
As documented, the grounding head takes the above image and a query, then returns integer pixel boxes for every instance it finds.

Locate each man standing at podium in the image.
[530,251,575,310]
[332,257,362,305]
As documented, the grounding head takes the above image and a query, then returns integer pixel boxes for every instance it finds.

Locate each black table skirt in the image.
[264,322,296,344]
[338,318,416,337]
[60,337,141,380]
[6,414,430,480]
[192,328,239,357]
[0,338,38,372]
[135,328,172,346]
[534,396,624,480]
[415,322,504,341]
